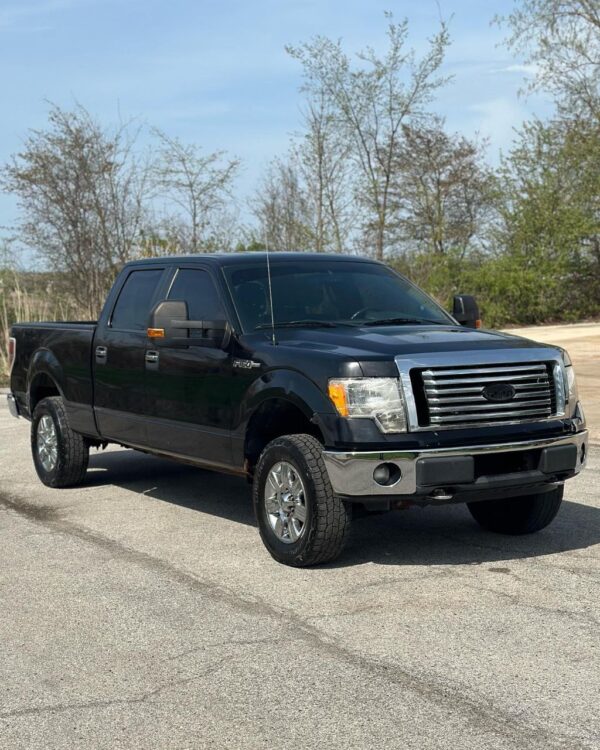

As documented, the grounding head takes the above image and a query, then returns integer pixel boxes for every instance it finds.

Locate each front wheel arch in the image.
[244,397,325,474]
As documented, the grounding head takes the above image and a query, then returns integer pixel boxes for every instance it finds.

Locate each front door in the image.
[143,267,235,468]
[93,266,167,445]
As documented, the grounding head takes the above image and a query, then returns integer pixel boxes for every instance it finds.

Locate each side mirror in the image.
[453,295,481,329]
[148,300,230,348]
[149,300,188,339]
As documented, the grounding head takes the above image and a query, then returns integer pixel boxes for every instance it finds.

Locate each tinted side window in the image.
[168,269,225,336]
[111,269,163,330]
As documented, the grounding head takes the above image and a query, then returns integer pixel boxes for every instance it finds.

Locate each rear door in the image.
[143,266,235,468]
[93,265,168,445]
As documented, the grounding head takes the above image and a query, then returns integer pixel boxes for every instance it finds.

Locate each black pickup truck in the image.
[7,253,588,566]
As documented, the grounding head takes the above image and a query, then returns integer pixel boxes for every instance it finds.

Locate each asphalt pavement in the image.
[1,400,599,750]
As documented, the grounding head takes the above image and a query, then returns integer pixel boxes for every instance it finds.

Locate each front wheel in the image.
[253,434,351,567]
[31,396,89,488]
[467,486,564,535]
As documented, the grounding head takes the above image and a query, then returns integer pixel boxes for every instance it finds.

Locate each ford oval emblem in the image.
[482,383,516,402]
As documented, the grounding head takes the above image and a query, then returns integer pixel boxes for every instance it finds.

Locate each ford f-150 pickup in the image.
[7,253,588,566]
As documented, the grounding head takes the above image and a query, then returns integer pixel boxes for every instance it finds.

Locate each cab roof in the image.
[125,252,381,268]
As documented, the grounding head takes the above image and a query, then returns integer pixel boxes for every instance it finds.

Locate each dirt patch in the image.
[504,323,600,444]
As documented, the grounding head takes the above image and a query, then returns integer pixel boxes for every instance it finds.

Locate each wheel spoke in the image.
[283,463,293,488]
[274,463,284,486]
[293,502,307,524]
[264,494,279,514]
[287,518,299,542]
[274,517,285,539]
[265,474,279,500]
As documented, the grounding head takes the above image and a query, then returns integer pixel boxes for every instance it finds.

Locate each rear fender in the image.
[27,349,65,415]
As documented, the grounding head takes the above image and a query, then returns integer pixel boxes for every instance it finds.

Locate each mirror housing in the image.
[149,300,188,339]
[453,295,481,329]
[148,300,230,348]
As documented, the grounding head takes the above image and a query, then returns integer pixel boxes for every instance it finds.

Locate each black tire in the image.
[467,486,564,535]
[31,396,89,488]
[253,434,351,567]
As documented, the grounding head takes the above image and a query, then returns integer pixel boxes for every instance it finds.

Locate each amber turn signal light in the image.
[147,327,165,338]
[327,381,349,417]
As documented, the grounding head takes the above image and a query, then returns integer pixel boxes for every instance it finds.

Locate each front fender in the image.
[235,367,336,439]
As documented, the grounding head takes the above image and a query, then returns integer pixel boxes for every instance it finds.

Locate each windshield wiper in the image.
[255,320,340,330]
[362,317,446,327]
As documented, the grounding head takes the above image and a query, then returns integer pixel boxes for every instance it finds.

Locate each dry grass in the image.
[0,270,87,385]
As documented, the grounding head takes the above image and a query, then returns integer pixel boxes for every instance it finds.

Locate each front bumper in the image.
[322,431,588,503]
[6,393,19,419]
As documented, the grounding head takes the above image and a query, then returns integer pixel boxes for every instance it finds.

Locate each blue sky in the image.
[0,0,554,242]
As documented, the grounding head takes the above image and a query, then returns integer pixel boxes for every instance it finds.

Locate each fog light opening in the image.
[373,462,402,487]
[580,443,586,464]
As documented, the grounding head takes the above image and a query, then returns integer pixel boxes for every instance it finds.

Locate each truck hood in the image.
[251,324,556,361]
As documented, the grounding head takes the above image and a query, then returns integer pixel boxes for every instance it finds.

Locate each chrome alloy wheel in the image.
[37,415,58,472]
[264,461,307,544]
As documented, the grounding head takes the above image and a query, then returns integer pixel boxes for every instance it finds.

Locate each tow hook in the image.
[427,488,454,502]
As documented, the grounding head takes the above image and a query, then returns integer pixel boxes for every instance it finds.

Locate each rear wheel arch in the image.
[28,371,62,414]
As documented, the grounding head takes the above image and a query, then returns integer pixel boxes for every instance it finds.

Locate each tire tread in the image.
[254,433,351,566]
[32,396,89,488]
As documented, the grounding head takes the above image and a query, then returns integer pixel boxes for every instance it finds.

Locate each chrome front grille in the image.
[418,362,556,428]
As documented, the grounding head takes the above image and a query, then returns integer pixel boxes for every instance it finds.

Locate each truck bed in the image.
[10,321,97,434]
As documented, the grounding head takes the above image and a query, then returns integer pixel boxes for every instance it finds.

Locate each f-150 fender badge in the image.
[233,358,261,370]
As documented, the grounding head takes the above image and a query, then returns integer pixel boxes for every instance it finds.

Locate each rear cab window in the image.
[110,269,164,331]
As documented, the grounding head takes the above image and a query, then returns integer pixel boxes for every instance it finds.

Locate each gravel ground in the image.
[0,398,598,750]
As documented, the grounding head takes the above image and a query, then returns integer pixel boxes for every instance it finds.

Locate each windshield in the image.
[223,260,453,333]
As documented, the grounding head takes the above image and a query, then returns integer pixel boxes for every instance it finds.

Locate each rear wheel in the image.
[31,396,89,488]
[467,486,564,535]
[253,434,351,567]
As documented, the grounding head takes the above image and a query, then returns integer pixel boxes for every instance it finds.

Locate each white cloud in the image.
[493,63,539,76]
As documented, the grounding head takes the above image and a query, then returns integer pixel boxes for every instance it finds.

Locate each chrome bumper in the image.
[6,393,20,418]
[322,431,588,497]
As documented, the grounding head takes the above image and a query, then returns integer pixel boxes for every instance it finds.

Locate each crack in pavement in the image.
[165,637,274,662]
[0,655,237,720]
[459,579,600,628]
[0,489,594,750]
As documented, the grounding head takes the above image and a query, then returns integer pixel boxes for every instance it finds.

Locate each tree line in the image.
[1,0,599,330]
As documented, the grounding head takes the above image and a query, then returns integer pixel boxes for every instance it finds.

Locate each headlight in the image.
[561,350,580,417]
[566,365,579,411]
[328,378,407,433]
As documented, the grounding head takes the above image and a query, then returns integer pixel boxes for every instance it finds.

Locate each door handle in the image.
[145,350,159,369]
[95,346,107,364]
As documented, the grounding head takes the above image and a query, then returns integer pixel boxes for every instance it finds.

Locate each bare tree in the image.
[292,93,354,252]
[252,157,314,251]
[252,94,353,254]
[0,104,150,316]
[287,12,450,260]
[390,119,498,255]
[152,131,240,253]
[498,0,600,120]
